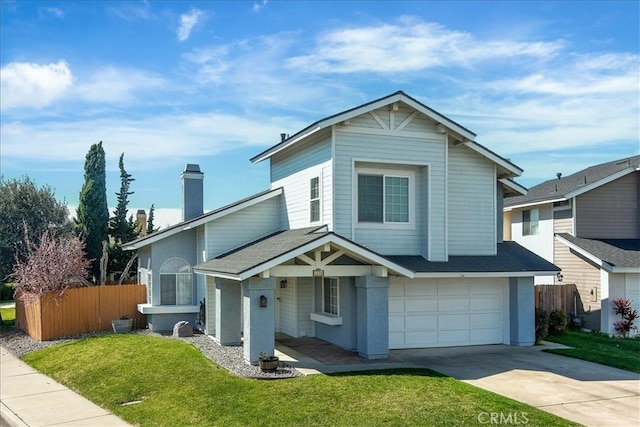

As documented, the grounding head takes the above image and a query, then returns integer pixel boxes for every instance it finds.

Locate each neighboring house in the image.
[504,155,640,333]
[124,91,558,364]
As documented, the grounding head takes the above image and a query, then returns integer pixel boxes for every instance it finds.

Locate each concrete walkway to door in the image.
[391,344,640,427]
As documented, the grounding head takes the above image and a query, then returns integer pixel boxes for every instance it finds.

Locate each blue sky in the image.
[1,0,638,228]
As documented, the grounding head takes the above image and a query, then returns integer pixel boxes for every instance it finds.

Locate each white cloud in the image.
[0,112,307,165]
[39,7,64,19]
[253,1,268,13]
[74,66,167,103]
[0,60,73,109]
[286,18,565,73]
[177,9,204,42]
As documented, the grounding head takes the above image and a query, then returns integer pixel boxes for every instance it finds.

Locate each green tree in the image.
[0,176,70,283]
[108,153,139,278]
[146,204,158,235]
[75,142,109,282]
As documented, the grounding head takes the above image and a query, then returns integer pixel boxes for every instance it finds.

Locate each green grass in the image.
[22,334,579,427]
[544,329,640,373]
[0,306,16,331]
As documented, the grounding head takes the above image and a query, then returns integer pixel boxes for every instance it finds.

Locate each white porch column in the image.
[356,275,390,359]
[242,277,276,365]
[215,278,242,345]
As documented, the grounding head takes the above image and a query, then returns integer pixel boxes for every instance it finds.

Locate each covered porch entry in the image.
[193,226,412,365]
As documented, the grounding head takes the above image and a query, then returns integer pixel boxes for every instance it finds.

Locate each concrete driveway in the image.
[392,344,640,427]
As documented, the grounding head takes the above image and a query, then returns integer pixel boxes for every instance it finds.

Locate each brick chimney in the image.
[136,209,147,236]
[181,164,204,221]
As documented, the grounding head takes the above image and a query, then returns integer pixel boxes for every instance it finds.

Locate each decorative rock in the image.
[173,321,194,337]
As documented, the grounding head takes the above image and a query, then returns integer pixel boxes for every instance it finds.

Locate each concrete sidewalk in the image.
[0,346,131,427]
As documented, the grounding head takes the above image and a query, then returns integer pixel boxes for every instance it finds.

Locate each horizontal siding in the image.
[553,209,573,234]
[554,240,601,331]
[333,126,446,257]
[576,172,639,239]
[271,130,332,182]
[447,143,495,255]
[206,197,280,258]
[272,159,332,230]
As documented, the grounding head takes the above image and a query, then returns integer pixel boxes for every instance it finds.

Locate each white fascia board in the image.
[251,126,322,164]
[499,178,528,196]
[504,198,565,212]
[123,188,283,250]
[464,141,523,177]
[394,96,477,141]
[554,234,610,271]
[564,167,636,199]
[192,269,241,281]
[413,271,560,279]
[610,267,640,273]
[239,234,415,280]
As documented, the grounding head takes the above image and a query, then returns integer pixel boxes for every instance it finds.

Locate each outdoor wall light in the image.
[260,295,267,308]
[556,272,563,282]
[280,280,287,288]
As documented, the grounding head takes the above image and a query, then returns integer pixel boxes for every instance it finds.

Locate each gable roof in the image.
[193,226,414,280]
[123,188,282,250]
[250,90,522,177]
[555,233,640,273]
[386,241,559,278]
[505,155,639,209]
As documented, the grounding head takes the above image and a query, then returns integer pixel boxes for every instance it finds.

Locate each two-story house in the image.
[504,155,639,333]
[124,91,558,364]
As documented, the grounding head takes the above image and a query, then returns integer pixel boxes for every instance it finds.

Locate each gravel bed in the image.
[0,328,302,379]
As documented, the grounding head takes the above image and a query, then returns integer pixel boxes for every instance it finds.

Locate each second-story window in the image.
[358,174,410,223]
[310,177,320,222]
[522,208,539,236]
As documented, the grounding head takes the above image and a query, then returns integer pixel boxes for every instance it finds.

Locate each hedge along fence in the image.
[15,284,147,341]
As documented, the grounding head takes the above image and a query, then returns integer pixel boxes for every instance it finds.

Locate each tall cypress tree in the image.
[146,204,158,235]
[108,153,138,277]
[76,141,109,282]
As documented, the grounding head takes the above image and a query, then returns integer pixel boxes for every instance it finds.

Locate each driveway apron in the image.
[392,344,640,427]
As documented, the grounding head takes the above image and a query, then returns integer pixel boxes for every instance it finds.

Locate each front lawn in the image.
[544,329,640,373]
[22,334,578,427]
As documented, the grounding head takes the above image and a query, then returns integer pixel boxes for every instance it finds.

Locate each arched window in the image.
[159,258,193,305]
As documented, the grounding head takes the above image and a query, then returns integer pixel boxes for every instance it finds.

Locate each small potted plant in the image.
[258,352,279,372]
[112,315,133,333]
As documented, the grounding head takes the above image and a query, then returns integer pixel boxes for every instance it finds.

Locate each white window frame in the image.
[322,277,339,316]
[310,176,321,223]
[522,208,539,236]
[159,257,194,306]
[355,167,414,229]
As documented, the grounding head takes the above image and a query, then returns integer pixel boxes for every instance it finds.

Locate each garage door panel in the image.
[405,283,438,297]
[438,283,469,296]
[389,299,405,313]
[406,331,437,346]
[438,314,469,330]
[470,297,501,311]
[406,315,437,330]
[406,298,437,312]
[389,315,405,332]
[438,298,469,311]
[471,312,502,329]
[438,329,470,343]
[389,280,505,349]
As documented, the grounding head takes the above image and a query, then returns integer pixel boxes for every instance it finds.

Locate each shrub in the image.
[535,308,549,342]
[12,228,91,307]
[549,309,568,334]
[0,283,15,301]
[612,298,638,339]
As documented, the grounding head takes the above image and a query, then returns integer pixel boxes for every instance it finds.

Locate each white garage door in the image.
[389,279,506,349]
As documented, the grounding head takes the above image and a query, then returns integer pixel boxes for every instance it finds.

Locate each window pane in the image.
[176,274,193,305]
[385,176,409,222]
[160,275,176,305]
[310,200,320,222]
[323,278,338,315]
[530,209,539,235]
[358,175,383,222]
[310,177,319,199]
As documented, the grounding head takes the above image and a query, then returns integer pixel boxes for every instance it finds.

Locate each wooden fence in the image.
[535,283,577,315]
[16,284,147,341]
